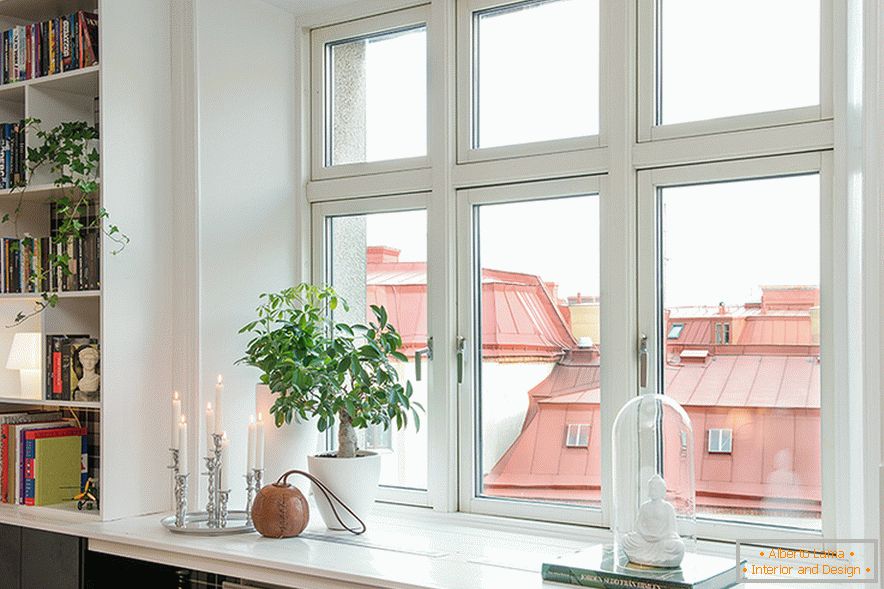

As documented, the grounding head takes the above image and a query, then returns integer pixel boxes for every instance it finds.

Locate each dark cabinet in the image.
[0,524,21,588]
[0,525,83,589]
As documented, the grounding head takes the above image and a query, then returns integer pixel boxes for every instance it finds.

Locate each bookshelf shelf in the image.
[0,396,99,409]
[0,290,100,300]
[0,64,98,98]
[0,499,99,520]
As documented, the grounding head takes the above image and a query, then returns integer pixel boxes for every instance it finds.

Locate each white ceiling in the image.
[261,0,356,16]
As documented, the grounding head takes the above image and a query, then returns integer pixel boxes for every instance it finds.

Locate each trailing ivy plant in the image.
[4,118,128,326]
[237,283,423,459]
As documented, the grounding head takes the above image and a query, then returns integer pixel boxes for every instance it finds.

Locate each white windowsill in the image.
[0,501,809,588]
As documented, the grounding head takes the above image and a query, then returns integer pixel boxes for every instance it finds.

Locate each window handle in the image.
[414,337,433,381]
[456,336,466,385]
[639,333,648,389]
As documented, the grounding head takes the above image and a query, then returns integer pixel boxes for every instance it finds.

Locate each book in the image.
[542,545,743,589]
[23,426,86,505]
[4,420,71,504]
[0,411,63,502]
[45,334,88,401]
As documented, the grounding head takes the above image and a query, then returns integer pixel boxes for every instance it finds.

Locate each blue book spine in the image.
[80,435,87,489]
[23,437,35,503]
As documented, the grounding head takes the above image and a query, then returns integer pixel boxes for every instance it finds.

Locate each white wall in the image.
[195,0,297,506]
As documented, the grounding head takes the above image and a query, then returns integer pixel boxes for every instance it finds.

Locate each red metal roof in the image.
[366,249,574,360]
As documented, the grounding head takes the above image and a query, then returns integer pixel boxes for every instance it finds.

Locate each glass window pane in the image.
[660,174,821,530]
[474,0,599,149]
[328,210,428,490]
[658,0,820,125]
[475,194,601,507]
[327,26,427,166]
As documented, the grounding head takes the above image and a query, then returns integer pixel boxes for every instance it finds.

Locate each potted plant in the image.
[238,283,422,529]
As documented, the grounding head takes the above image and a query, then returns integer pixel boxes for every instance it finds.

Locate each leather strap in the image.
[276,469,367,535]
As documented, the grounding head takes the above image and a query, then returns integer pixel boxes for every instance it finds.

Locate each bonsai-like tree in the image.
[238,283,422,458]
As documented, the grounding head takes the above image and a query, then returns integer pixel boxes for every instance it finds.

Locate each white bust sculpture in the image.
[73,346,100,402]
[621,475,686,568]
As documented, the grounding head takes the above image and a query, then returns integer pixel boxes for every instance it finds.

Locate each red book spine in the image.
[1,424,8,503]
[52,349,62,396]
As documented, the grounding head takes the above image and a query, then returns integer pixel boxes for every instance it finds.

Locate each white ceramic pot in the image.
[255,384,318,496]
[307,451,381,530]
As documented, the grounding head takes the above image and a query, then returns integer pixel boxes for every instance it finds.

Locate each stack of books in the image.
[1,11,98,85]
[0,410,87,506]
[45,335,99,402]
[0,231,100,294]
[0,121,25,189]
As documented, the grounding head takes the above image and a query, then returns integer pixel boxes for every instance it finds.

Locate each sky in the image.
[347,0,821,310]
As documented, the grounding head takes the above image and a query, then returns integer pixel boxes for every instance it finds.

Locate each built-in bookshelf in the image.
[0,0,172,522]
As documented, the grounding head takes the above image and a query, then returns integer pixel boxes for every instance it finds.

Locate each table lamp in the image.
[6,332,41,400]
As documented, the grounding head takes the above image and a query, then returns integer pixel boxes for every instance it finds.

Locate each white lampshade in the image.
[6,332,41,370]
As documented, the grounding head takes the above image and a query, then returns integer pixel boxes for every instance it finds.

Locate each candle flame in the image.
[216,374,223,385]
[173,390,179,400]
[257,412,263,423]
[206,401,212,410]
[180,414,186,424]
[249,415,255,424]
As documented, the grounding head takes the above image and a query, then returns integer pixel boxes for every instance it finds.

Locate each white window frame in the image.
[311,192,434,508]
[637,0,834,142]
[707,428,733,454]
[310,5,431,181]
[565,424,592,448]
[295,0,875,546]
[637,152,836,541]
[456,175,615,527]
[455,0,607,164]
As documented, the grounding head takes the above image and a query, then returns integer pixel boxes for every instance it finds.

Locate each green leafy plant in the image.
[4,118,128,325]
[237,283,423,458]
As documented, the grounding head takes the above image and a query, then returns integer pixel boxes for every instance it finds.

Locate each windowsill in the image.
[0,499,769,588]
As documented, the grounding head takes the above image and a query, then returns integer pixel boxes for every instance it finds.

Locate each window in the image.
[459,179,603,517]
[714,322,730,345]
[655,0,820,125]
[305,0,849,542]
[312,7,428,176]
[707,428,733,454]
[565,424,591,448]
[461,0,600,155]
[641,159,825,531]
[320,206,429,493]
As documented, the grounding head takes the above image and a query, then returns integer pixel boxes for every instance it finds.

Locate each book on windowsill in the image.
[542,544,744,589]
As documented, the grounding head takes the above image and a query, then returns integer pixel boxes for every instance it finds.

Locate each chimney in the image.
[544,282,559,303]
[366,246,401,264]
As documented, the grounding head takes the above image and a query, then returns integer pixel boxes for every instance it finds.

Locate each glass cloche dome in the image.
[611,394,696,568]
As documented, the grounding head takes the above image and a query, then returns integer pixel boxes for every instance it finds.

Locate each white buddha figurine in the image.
[621,475,686,568]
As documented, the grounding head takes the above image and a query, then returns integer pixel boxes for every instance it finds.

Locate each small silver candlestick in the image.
[168,448,180,473]
[244,472,256,525]
[204,455,216,524]
[174,473,189,527]
[218,489,230,528]
[254,467,263,492]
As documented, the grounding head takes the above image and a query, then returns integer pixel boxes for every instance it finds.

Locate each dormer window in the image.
[565,424,591,448]
[667,323,684,339]
[714,322,731,344]
[707,428,733,454]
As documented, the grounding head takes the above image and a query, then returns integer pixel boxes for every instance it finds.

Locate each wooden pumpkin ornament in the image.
[251,469,366,538]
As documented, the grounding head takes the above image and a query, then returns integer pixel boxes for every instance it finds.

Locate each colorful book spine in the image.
[23,427,86,506]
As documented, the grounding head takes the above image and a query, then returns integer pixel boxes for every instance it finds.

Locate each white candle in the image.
[220,432,230,490]
[171,391,181,449]
[247,415,256,471]
[178,415,189,476]
[214,375,224,434]
[255,413,265,471]
[205,402,215,455]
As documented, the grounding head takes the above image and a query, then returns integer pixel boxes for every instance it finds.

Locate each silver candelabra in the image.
[162,436,263,535]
